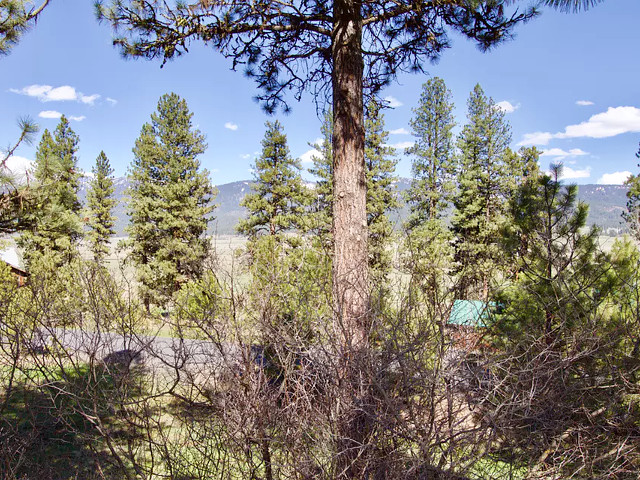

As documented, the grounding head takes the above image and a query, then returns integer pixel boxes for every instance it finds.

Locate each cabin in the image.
[0,248,28,286]
[446,299,491,352]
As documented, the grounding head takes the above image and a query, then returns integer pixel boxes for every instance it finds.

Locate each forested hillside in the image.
[78,177,630,236]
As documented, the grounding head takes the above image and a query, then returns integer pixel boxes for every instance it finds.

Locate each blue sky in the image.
[2,0,640,186]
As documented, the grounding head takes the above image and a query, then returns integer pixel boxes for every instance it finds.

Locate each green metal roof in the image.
[448,300,490,328]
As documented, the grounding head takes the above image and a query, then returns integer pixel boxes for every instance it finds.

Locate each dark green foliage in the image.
[86,151,117,262]
[405,77,456,228]
[402,78,455,300]
[487,165,640,478]
[307,110,333,244]
[623,142,640,239]
[365,100,399,281]
[451,84,512,299]
[124,93,215,307]
[97,1,538,113]
[496,164,607,340]
[19,116,83,266]
[237,120,310,241]
[0,0,50,55]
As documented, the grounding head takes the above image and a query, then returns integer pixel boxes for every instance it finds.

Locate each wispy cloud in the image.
[540,148,588,160]
[384,96,403,108]
[39,110,62,119]
[106,97,118,106]
[10,84,101,105]
[80,94,100,105]
[518,106,640,145]
[69,115,86,122]
[224,122,238,131]
[576,100,594,106]
[384,141,415,150]
[240,154,251,160]
[390,127,409,135]
[496,100,519,114]
[598,171,632,185]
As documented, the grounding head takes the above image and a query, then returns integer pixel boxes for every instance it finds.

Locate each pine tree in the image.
[307,110,333,244]
[451,84,511,299]
[237,120,309,241]
[86,151,117,262]
[364,100,399,281]
[502,146,543,271]
[125,93,215,308]
[403,78,456,300]
[623,142,640,239]
[0,0,50,55]
[19,116,82,265]
[405,77,456,229]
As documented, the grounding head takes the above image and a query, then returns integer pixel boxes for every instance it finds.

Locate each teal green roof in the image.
[448,300,490,328]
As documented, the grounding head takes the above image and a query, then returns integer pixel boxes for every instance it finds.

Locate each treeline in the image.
[1,79,640,479]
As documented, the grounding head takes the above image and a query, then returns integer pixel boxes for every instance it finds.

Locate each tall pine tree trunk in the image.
[331,2,372,478]
[331,0,368,348]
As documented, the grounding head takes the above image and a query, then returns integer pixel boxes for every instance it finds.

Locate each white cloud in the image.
[240,154,251,159]
[384,96,403,108]
[559,106,640,139]
[598,171,632,185]
[517,131,555,146]
[384,141,415,150]
[38,110,62,119]
[224,122,238,131]
[496,100,519,114]
[10,84,101,105]
[38,111,85,121]
[558,166,591,180]
[519,106,640,146]
[576,100,594,106]
[3,155,33,183]
[106,97,118,105]
[390,127,409,135]
[299,147,321,164]
[540,148,589,159]
[80,94,100,105]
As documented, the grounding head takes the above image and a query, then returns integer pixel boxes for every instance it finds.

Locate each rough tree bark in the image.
[331,0,369,349]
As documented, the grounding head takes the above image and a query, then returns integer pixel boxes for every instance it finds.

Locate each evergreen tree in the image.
[451,84,511,299]
[237,120,309,241]
[623,142,640,239]
[86,151,117,262]
[0,0,50,55]
[125,93,214,308]
[403,78,456,300]
[405,77,456,229]
[501,165,602,339]
[99,0,540,344]
[307,110,333,244]
[364,100,399,281]
[19,116,82,265]
[501,146,543,271]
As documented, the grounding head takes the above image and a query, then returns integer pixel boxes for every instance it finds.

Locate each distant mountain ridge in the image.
[78,177,630,236]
